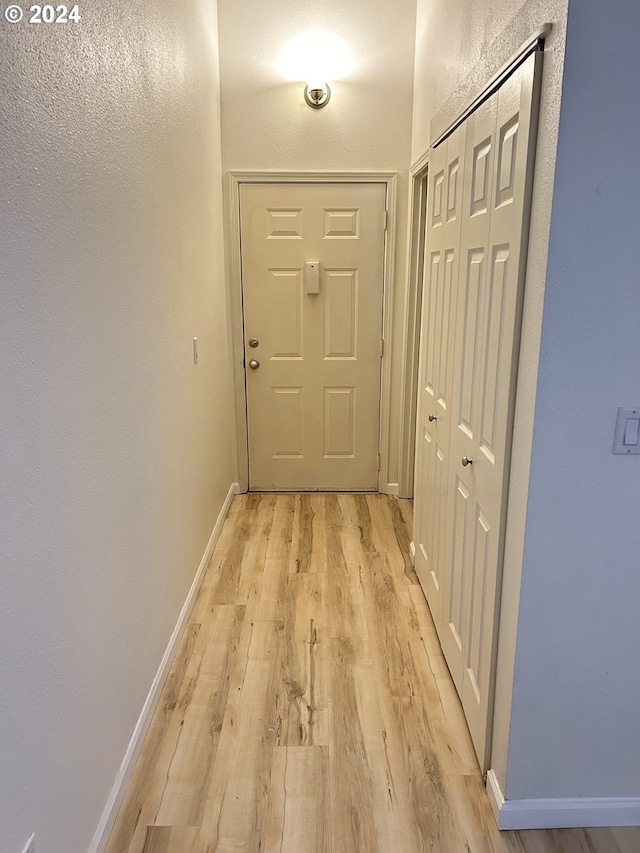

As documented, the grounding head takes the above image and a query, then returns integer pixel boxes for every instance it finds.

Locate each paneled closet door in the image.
[415,50,541,771]
[452,53,540,768]
[439,90,498,697]
[413,124,466,633]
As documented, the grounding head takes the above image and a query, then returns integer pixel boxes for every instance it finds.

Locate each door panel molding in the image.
[226,171,398,493]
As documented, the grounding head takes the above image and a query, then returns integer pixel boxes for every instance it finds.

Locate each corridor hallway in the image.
[105,494,640,853]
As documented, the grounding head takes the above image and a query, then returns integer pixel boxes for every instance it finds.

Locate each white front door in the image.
[240,182,386,491]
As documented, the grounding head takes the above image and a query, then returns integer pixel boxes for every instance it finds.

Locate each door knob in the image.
[461,456,473,467]
[248,338,259,348]
[428,414,437,422]
[248,359,260,370]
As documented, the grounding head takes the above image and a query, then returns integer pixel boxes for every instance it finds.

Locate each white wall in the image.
[216,0,417,489]
[0,0,236,850]
[412,0,640,807]
[505,0,640,800]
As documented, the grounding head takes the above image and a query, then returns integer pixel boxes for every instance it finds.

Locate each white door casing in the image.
[240,182,386,491]
[414,50,542,770]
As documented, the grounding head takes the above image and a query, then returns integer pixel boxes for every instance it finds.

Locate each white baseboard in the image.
[486,769,640,830]
[385,482,399,495]
[88,482,240,853]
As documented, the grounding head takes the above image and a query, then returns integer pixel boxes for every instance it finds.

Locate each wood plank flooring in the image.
[105,494,640,853]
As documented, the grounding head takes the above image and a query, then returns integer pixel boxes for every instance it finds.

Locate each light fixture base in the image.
[304,83,331,109]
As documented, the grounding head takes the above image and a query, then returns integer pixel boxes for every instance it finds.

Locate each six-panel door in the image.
[240,182,386,491]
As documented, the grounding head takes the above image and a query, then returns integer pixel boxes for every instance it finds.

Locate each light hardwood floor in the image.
[105,494,640,853]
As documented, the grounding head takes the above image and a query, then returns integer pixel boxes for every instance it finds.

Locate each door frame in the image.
[225,171,398,493]
[397,153,429,497]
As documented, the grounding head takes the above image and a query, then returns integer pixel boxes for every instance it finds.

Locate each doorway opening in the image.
[226,171,399,494]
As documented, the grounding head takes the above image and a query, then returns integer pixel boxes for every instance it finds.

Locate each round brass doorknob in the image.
[428,414,437,422]
[461,456,473,467]
[248,359,260,369]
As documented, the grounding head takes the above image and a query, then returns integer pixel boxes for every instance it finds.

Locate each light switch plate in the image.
[612,407,640,454]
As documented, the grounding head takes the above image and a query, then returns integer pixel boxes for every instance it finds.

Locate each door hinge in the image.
[384,210,389,230]
[380,339,384,357]
[377,453,381,471]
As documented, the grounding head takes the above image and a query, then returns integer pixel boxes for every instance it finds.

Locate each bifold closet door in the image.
[414,125,466,630]
[414,50,542,770]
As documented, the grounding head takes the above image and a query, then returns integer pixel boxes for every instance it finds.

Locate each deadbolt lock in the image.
[248,338,259,348]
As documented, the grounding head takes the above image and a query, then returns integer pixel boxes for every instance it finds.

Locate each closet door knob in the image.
[249,359,260,370]
[461,456,473,467]
[428,414,437,422]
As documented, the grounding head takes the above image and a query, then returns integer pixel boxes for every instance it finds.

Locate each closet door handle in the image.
[428,414,437,422]
[461,456,473,467]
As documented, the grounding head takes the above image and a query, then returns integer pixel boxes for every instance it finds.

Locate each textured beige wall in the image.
[0,0,236,849]
[217,0,417,489]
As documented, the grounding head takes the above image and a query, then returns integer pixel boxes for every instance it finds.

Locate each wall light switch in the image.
[612,407,640,454]
[624,418,640,446]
